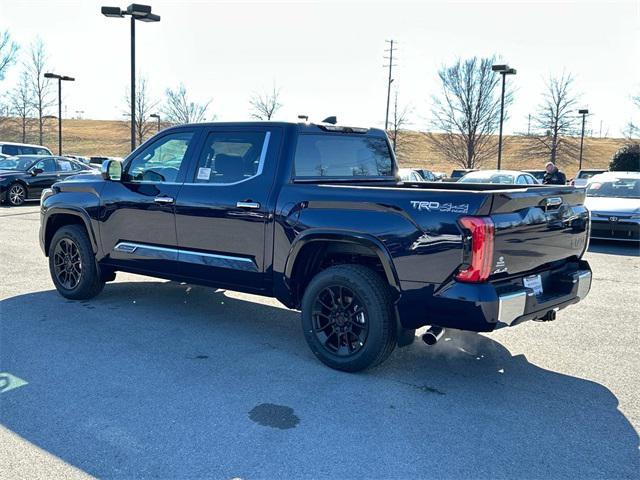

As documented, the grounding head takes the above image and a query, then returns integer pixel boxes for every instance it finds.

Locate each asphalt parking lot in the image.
[0,204,638,479]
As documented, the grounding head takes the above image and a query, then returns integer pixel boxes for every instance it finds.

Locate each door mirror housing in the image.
[101,159,122,181]
[31,168,44,176]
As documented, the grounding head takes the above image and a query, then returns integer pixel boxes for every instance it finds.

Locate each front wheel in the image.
[48,225,105,300]
[301,264,396,372]
[7,182,27,206]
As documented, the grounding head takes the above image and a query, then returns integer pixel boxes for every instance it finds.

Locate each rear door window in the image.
[193,131,269,184]
[294,135,393,178]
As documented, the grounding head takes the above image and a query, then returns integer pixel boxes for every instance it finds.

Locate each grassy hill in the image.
[0,117,631,177]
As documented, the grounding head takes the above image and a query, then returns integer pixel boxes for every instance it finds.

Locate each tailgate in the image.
[489,186,589,278]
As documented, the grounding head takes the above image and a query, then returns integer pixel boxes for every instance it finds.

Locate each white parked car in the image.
[398,168,425,182]
[585,171,640,242]
[0,141,52,156]
[458,169,540,185]
[572,168,607,187]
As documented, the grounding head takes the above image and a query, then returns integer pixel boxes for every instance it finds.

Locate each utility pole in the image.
[527,114,531,136]
[578,109,589,170]
[383,39,397,131]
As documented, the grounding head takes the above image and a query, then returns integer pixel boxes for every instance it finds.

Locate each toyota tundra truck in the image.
[40,121,592,371]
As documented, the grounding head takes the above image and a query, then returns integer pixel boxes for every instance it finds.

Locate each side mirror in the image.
[101,159,122,181]
[31,168,44,176]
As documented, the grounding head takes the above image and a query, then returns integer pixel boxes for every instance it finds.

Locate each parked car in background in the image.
[459,169,540,185]
[525,169,546,183]
[571,168,607,187]
[414,169,438,182]
[0,141,52,156]
[65,154,90,164]
[0,155,95,206]
[398,168,425,182]
[89,156,123,166]
[432,171,446,181]
[443,168,478,182]
[585,171,640,242]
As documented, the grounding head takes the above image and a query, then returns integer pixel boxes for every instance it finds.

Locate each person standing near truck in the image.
[543,161,567,185]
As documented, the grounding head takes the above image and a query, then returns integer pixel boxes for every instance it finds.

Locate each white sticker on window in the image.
[197,167,211,180]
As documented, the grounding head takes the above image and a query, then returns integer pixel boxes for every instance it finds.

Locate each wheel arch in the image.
[284,229,401,307]
[43,208,98,256]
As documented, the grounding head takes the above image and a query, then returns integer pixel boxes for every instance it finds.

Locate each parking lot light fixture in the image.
[150,113,161,132]
[578,109,589,170]
[44,72,75,156]
[101,3,160,153]
[492,64,517,170]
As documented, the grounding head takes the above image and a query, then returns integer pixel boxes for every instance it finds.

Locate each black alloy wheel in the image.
[53,237,83,290]
[312,285,369,357]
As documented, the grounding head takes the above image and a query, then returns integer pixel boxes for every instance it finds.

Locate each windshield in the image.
[460,172,515,184]
[587,179,640,199]
[0,157,35,171]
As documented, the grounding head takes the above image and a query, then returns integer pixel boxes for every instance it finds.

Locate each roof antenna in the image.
[321,116,337,125]
[297,115,309,122]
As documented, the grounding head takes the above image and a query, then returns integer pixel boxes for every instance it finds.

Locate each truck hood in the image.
[585,196,640,215]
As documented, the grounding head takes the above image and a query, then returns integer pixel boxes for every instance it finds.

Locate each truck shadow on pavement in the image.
[1,280,638,479]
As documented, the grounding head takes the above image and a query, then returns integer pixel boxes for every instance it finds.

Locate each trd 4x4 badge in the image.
[410,201,469,214]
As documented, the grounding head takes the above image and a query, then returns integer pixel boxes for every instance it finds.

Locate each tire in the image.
[48,224,105,300]
[7,182,27,206]
[301,264,396,372]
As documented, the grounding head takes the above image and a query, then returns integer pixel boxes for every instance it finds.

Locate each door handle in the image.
[236,201,260,209]
[154,196,175,204]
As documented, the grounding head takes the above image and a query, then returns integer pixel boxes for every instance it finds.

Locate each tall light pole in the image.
[491,64,516,170]
[101,3,160,153]
[383,39,397,131]
[44,73,75,156]
[578,109,589,170]
[150,113,161,132]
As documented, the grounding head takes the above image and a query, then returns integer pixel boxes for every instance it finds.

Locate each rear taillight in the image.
[455,216,494,283]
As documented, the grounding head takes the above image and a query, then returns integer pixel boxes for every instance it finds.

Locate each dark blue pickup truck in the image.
[40,122,592,371]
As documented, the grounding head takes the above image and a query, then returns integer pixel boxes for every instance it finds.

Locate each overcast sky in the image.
[1,0,638,136]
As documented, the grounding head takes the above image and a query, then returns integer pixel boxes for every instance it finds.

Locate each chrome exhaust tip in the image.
[421,326,445,346]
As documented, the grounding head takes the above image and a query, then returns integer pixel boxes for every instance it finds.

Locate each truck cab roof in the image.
[161,121,386,137]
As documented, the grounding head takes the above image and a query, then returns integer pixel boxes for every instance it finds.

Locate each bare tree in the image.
[163,84,211,124]
[249,85,283,120]
[622,120,639,139]
[125,76,158,145]
[529,73,580,164]
[426,56,510,169]
[388,89,413,156]
[0,30,19,81]
[9,71,35,142]
[25,38,54,145]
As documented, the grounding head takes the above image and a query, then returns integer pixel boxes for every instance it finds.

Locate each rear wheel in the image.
[301,264,396,372]
[48,225,105,300]
[7,182,27,206]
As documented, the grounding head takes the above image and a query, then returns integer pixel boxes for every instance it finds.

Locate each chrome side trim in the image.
[114,242,178,260]
[574,270,592,299]
[113,242,257,272]
[177,249,257,272]
[497,290,527,325]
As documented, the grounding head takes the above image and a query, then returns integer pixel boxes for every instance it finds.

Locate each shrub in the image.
[609,143,640,171]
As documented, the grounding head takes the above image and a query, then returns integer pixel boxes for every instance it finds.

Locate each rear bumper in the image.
[496,268,591,327]
[396,260,592,332]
